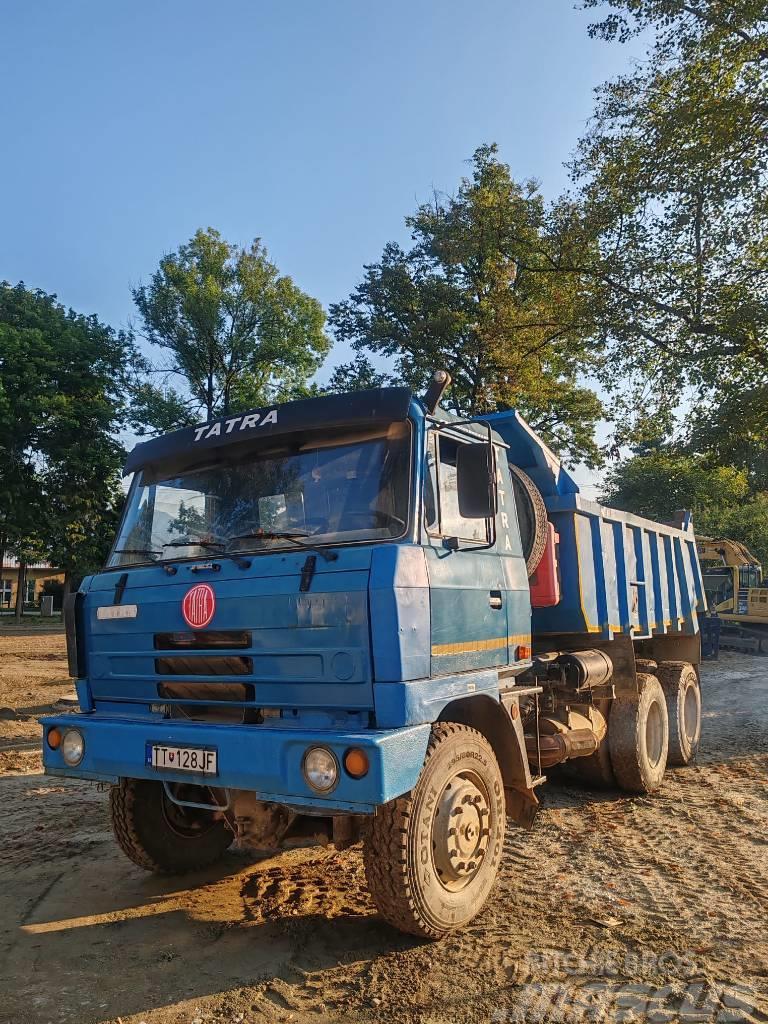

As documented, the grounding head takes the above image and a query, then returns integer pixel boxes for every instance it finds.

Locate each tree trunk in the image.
[207,352,215,422]
[14,561,26,622]
[0,534,5,614]
[62,571,72,611]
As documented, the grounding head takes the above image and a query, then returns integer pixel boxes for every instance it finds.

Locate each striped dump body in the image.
[534,495,703,640]
[480,409,705,642]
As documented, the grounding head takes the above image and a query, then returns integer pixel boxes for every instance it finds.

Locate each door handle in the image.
[489,590,503,609]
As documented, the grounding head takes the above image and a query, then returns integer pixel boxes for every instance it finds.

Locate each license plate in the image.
[146,743,218,775]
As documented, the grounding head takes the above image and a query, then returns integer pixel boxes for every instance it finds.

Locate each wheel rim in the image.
[645,700,664,768]
[683,682,700,745]
[161,786,220,839]
[431,770,491,892]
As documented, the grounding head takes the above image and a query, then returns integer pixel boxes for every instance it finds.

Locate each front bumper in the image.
[40,713,431,814]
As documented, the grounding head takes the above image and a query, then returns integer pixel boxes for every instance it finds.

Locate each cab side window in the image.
[425,433,489,543]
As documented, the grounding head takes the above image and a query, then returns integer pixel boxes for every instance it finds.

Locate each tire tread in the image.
[109,778,233,875]
[363,722,496,939]
[609,673,668,794]
[658,661,701,766]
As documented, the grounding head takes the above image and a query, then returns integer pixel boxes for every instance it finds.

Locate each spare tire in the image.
[508,463,548,576]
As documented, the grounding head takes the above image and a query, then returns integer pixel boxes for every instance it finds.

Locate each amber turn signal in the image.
[343,747,369,778]
[516,644,532,662]
[47,727,62,750]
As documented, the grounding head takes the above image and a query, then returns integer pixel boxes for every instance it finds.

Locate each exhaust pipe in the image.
[524,728,599,768]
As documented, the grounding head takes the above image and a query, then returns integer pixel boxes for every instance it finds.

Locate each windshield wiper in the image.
[113,547,162,557]
[164,538,226,551]
[228,530,338,562]
[163,537,251,569]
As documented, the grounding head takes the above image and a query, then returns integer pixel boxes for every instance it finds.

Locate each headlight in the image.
[61,728,85,766]
[303,746,338,792]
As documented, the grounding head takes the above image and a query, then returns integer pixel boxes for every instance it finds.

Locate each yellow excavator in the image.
[697,537,768,651]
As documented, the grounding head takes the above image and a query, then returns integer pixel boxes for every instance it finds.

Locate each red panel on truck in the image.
[530,523,560,608]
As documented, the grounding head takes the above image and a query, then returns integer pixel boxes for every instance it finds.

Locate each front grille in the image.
[155,655,252,676]
[157,681,254,702]
[156,681,260,724]
[154,630,250,650]
[153,630,255,722]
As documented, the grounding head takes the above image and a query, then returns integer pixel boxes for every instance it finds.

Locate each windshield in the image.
[109,423,411,568]
[702,567,734,608]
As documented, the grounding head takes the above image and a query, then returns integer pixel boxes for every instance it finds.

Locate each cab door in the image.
[423,429,508,677]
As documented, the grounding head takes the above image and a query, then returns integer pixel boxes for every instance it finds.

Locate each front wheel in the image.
[110,778,234,874]
[363,723,506,939]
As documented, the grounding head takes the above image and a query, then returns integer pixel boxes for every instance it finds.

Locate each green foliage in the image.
[718,491,768,567]
[329,146,605,467]
[132,228,330,433]
[573,1,768,438]
[602,451,748,520]
[601,449,768,564]
[325,354,397,394]
[583,2,768,55]
[0,282,135,579]
[686,384,768,489]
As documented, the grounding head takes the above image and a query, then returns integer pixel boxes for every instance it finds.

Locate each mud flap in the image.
[505,785,540,830]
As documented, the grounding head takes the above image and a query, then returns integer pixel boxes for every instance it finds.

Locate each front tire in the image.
[608,674,669,794]
[363,723,505,939]
[658,662,702,766]
[110,778,234,874]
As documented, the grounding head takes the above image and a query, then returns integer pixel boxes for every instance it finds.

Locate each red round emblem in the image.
[182,583,216,629]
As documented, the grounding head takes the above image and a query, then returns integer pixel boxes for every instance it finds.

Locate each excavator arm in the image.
[696,537,761,570]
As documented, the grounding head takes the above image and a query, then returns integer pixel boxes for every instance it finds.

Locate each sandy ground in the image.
[1,629,767,1024]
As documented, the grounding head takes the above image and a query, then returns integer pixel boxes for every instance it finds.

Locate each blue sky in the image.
[1,1,643,487]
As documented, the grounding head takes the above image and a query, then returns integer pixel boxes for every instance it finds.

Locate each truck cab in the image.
[42,376,704,938]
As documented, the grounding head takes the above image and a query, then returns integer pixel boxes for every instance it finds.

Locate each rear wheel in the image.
[658,662,701,766]
[363,723,505,939]
[565,738,616,789]
[608,674,669,794]
[110,778,234,874]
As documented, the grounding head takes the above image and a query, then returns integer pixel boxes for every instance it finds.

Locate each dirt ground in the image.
[1,629,767,1024]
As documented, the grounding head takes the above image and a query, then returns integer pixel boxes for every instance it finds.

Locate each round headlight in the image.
[61,728,85,766]
[303,746,338,793]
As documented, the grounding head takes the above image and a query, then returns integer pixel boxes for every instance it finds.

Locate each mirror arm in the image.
[479,420,498,550]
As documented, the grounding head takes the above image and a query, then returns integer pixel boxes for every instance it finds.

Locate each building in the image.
[0,557,66,610]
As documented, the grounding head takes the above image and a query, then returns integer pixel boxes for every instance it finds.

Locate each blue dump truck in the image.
[42,372,705,938]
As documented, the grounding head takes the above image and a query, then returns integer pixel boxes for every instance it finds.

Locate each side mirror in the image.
[456,443,495,519]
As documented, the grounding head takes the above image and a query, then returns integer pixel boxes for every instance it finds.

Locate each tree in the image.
[132,228,330,433]
[601,450,749,522]
[601,449,768,564]
[325,354,397,394]
[685,383,768,490]
[328,146,605,466]
[572,1,768,434]
[0,282,135,599]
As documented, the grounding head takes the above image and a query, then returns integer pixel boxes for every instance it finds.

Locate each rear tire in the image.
[363,723,505,939]
[110,778,234,874]
[658,662,701,766]
[565,739,616,789]
[608,674,668,794]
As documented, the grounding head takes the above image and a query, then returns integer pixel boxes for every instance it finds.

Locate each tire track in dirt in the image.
[1,641,767,1023]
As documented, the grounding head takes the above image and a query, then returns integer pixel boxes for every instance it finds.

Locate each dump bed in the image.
[533,493,703,639]
[482,411,705,641]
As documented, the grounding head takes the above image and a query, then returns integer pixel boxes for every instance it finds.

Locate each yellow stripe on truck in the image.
[431,634,531,656]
